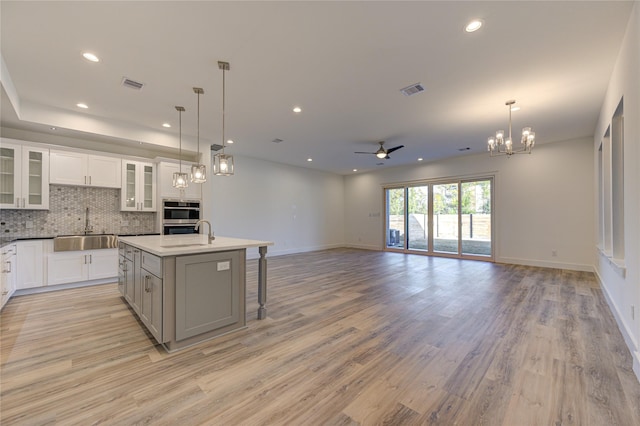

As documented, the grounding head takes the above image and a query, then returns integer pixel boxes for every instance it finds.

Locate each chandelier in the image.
[487,100,535,156]
[213,61,234,176]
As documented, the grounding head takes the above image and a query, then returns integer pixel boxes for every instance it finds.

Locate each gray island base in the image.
[117,235,273,352]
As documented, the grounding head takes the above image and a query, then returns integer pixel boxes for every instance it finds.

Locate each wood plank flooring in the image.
[2,248,640,425]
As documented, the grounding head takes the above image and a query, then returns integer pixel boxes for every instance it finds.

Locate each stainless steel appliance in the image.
[162,199,201,235]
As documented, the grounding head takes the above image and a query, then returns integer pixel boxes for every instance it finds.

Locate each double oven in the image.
[162,199,201,235]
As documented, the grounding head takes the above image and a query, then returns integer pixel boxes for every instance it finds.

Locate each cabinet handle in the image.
[22,198,25,208]
[6,261,11,273]
[84,176,87,185]
[89,254,92,264]
[144,275,151,292]
[89,176,92,185]
[15,198,19,208]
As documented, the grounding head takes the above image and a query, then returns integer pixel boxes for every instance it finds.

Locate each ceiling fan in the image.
[355,141,405,159]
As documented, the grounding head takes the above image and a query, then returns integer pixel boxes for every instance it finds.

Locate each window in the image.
[598,97,624,267]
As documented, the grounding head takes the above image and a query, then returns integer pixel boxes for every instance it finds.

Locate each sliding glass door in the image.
[385,177,493,260]
[386,188,405,249]
[433,183,459,254]
[461,180,492,256]
[408,186,429,251]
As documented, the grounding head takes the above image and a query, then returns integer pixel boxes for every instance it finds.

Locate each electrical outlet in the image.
[551,249,557,257]
[25,221,33,229]
[632,305,635,320]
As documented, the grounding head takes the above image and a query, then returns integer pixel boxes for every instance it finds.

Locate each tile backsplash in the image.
[0,185,157,238]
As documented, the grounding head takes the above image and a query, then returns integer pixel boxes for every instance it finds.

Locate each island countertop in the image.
[118,234,274,257]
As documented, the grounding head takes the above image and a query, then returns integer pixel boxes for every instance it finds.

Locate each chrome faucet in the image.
[84,207,94,235]
[194,220,215,243]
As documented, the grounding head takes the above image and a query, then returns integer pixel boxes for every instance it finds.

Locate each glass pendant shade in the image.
[173,171,189,188]
[213,152,234,176]
[190,164,207,183]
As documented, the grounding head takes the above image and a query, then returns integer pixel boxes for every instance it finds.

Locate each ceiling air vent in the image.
[121,77,144,91]
[272,138,283,143]
[400,83,424,96]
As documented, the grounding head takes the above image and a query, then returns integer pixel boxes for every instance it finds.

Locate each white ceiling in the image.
[0,1,634,175]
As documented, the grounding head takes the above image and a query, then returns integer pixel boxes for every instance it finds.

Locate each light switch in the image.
[217,261,230,271]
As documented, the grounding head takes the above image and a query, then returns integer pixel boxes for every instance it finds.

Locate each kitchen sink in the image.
[54,234,118,252]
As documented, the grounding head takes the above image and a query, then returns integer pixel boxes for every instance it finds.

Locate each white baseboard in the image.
[14,277,117,296]
[245,243,345,260]
[595,269,640,383]
[497,256,593,272]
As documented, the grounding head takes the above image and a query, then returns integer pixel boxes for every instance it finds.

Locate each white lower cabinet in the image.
[48,249,118,286]
[16,240,45,289]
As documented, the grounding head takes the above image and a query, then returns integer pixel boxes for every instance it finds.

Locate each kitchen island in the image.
[117,234,273,352]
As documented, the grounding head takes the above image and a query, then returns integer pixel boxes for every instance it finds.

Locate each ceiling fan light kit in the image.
[355,141,405,160]
[487,100,535,157]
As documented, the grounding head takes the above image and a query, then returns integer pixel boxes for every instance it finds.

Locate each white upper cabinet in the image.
[50,150,121,188]
[0,139,50,210]
[121,160,156,211]
[157,161,202,200]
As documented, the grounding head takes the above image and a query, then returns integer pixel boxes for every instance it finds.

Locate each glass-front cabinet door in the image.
[0,141,49,210]
[121,160,156,211]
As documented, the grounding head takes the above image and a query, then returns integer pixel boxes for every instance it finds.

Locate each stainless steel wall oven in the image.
[162,199,201,235]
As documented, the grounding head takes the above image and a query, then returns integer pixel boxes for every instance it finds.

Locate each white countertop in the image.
[118,234,274,257]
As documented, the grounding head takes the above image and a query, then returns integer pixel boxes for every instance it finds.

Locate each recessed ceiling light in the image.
[50,127,57,131]
[76,103,88,109]
[82,52,100,62]
[418,158,424,161]
[293,106,302,113]
[307,158,313,162]
[227,139,234,144]
[353,169,358,172]
[162,123,171,128]
[510,106,521,112]
[465,19,483,33]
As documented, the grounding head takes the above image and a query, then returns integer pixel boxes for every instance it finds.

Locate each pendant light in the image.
[190,87,207,183]
[213,61,234,176]
[172,106,189,188]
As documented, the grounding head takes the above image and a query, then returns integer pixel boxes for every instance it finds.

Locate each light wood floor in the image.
[2,248,640,425]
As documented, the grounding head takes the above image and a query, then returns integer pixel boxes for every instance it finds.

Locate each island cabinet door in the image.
[175,251,241,341]
[124,258,135,307]
[140,270,163,343]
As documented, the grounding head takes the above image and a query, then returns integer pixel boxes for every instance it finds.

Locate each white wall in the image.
[344,136,595,271]
[201,155,345,258]
[594,2,640,379]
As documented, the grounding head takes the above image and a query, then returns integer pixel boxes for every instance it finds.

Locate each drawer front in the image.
[141,250,162,277]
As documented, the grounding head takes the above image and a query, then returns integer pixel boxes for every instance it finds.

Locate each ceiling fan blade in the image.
[354,151,376,154]
[385,145,405,154]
